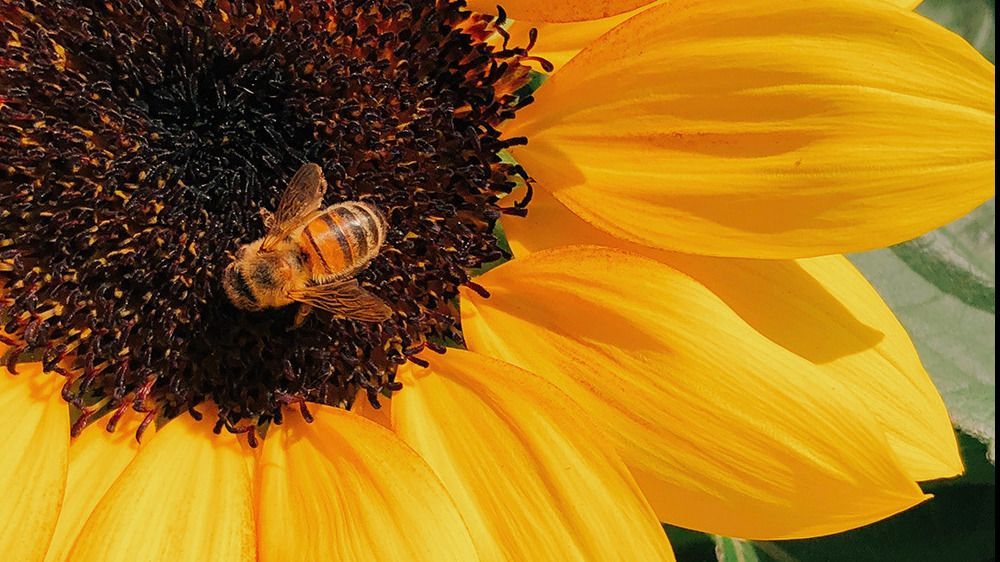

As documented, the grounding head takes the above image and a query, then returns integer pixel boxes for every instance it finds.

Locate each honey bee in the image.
[223,163,391,326]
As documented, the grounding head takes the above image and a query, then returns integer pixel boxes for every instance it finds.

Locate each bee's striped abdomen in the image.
[299,201,386,279]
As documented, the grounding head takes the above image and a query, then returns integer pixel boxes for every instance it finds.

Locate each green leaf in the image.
[678,432,996,562]
[664,525,717,562]
[713,537,761,562]
[850,200,996,461]
[751,431,996,562]
[926,432,996,488]
[917,0,995,63]
[752,483,996,562]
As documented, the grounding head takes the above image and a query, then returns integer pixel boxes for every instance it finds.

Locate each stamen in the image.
[425,342,447,354]
[298,401,314,424]
[526,28,540,51]
[105,400,132,432]
[464,281,492,299]
[406,356,431,368]
[71,407,97,438]
[404,341,428,356]
[366,391,384,410]
[4,346,24,374]
[523,56,555,73]
[135,410,157,443]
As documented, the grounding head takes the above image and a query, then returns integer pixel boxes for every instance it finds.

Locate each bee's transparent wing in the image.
[288,280,391,322]
[261,163,327,251]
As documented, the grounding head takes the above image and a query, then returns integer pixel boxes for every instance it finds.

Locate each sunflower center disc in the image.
[0,0,535,439]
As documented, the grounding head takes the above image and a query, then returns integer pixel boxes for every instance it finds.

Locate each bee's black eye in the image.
[226,264,258,307]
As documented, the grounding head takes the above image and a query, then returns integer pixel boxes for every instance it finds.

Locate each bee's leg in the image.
[291,303,313,330]
[259,207,275,229]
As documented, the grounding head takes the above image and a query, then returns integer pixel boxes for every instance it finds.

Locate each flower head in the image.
[1,0,532,435]
[0,0,994,561]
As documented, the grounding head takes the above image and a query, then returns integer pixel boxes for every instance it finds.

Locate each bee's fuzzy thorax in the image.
[0,0,538,440]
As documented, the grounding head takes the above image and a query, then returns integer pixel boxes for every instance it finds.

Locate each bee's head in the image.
[222,256,261,311]
[224,243,295,310]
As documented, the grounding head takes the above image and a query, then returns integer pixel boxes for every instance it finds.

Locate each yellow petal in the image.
[43,413,153,562]
[0,364,69,562]
[466,0,656,22]
[666,255,962,481]
[69,411,256,562]
[351,389,393,429]
[508,0,994,258]
[461,246,927,539]
[503,186,962,481]
[506,1,666,71]
[257,405,479,562]
[507,0,920,73]
[394,349,674,562]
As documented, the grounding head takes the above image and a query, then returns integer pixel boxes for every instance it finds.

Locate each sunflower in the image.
[0,0,993,560]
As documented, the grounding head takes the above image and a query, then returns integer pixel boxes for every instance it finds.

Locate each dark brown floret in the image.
[0,0,536,439]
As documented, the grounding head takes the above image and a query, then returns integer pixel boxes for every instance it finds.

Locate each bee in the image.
[223,163,391,326]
